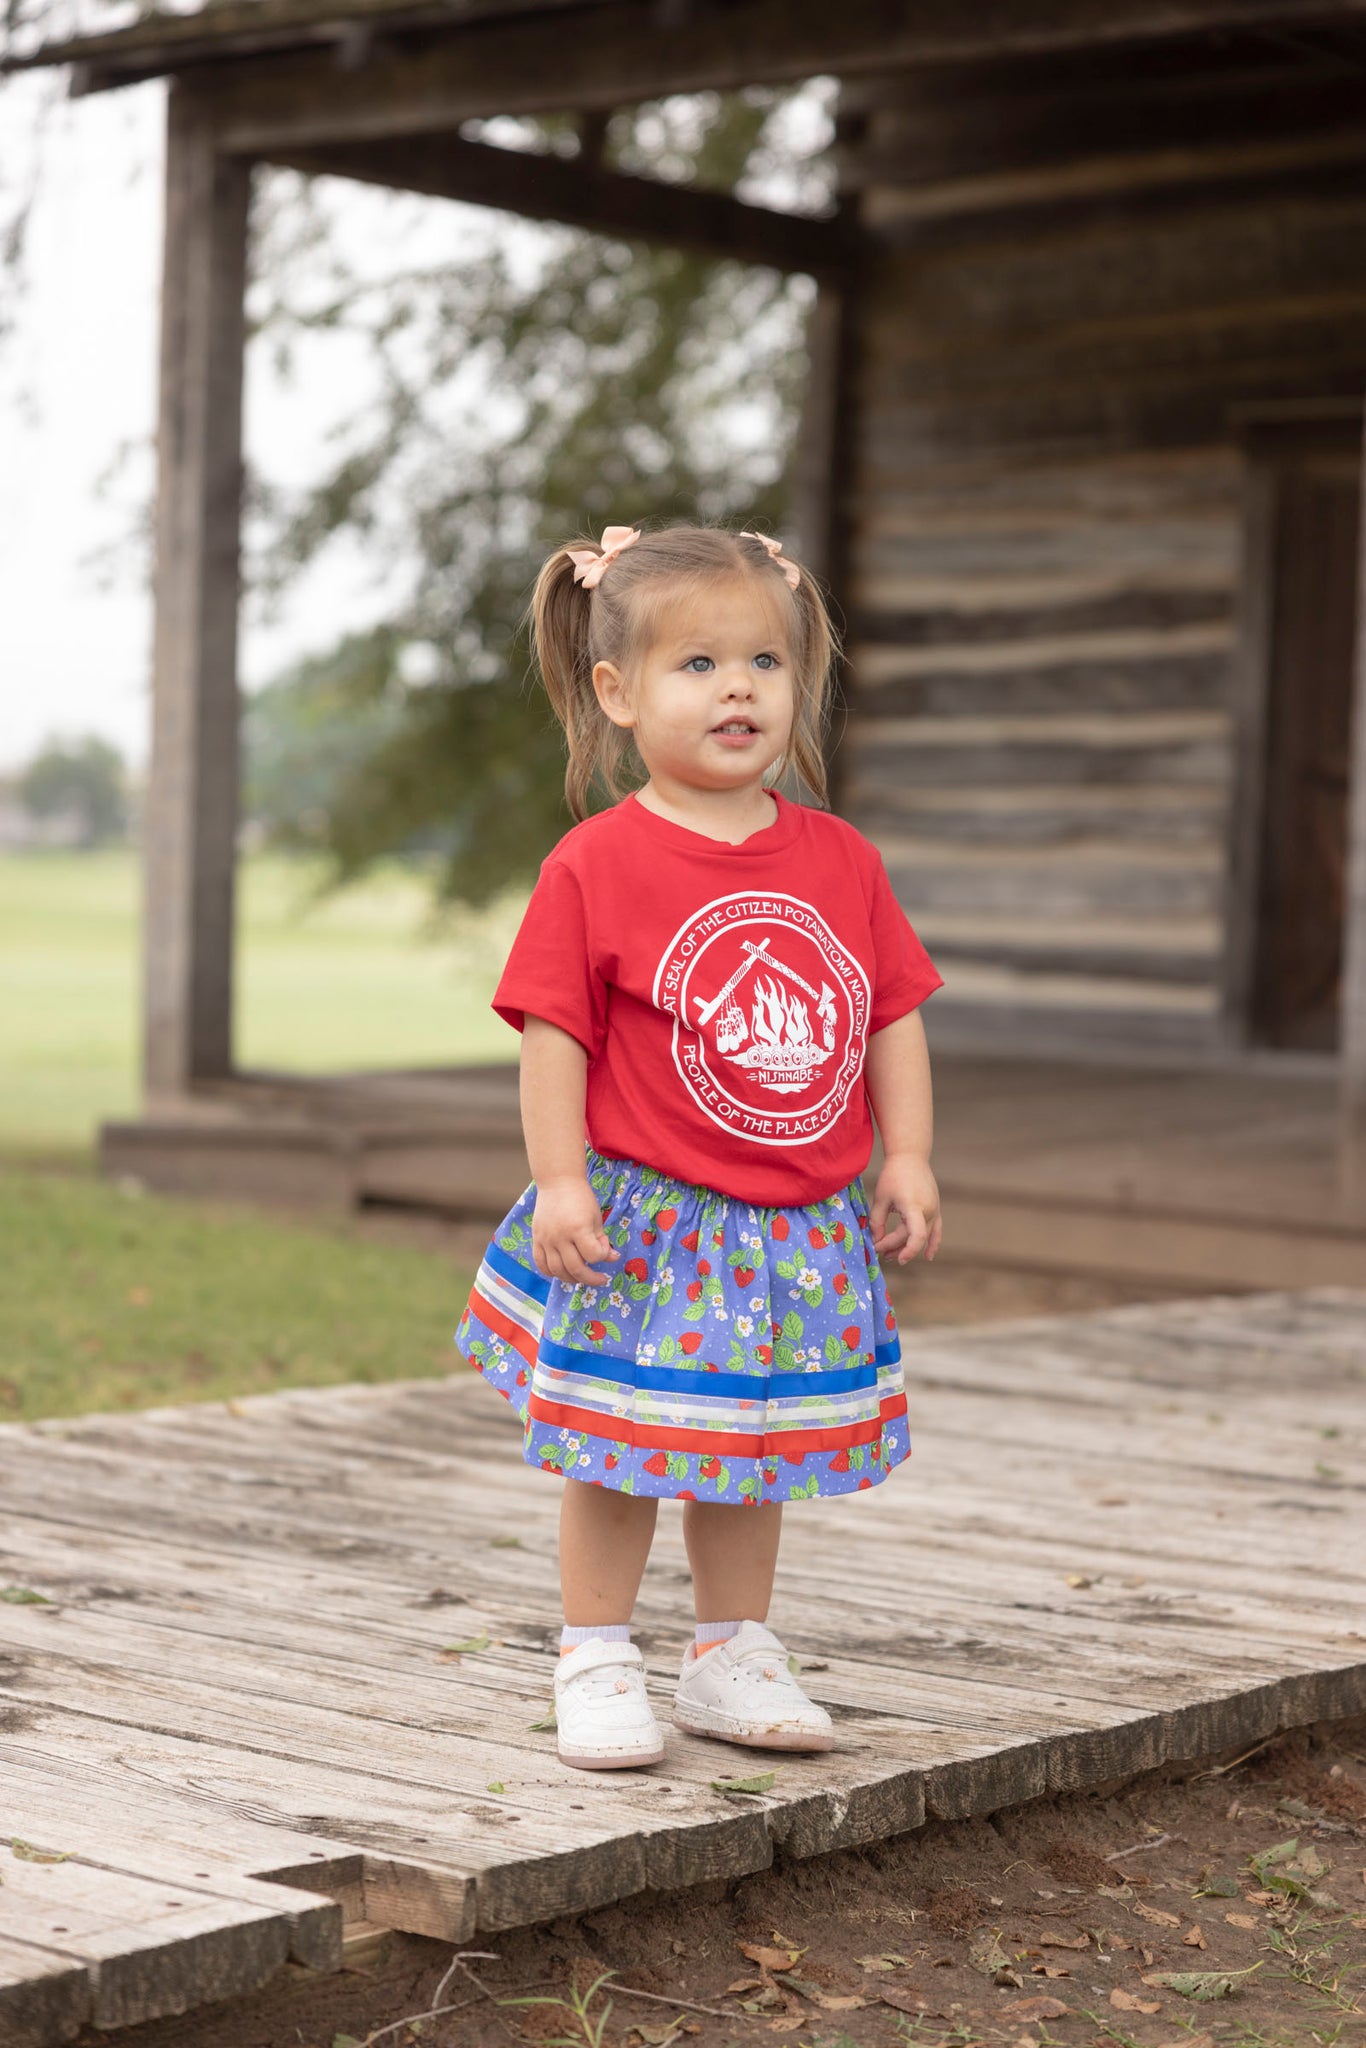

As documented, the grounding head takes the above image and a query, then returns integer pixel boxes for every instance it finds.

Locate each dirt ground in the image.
[97,1719,1366,2048]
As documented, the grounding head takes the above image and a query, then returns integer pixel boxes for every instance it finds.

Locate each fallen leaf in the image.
[1278,1796,1326,1822]
[486,1782,505,1795]
[726,1978,765,1995]
[1225,1913,1258,1930]
[489,1536,523,1549]
[629,2024,685,2047]
[809,1991,865,2011]
[439,1632,490,1658]
[1293,1843,1328,1879]
[1110,1988,1161,2013]
[1156,2036,1214,2048]
[856,1952,909,1971]
[738,1942,800,1972]
[1182,1925,1207,1949]
[766,2018,804,2033]
[968,1930,1010,1978]
[1245,1888,1275,1905]
[10,1839,68,1864]
[529,1710,557,1732]
[1133,1903,1180,1927]
[1002,1994,1069,2022]
[1065,1572,1096,1588]
[1030,1962,1070,1978]
[0,1587,51,1605]
[1251,1837,1299,1872]
[994,1967,1024,1989]
[1040,1932,1089,1950]
[714,1772,778,1797]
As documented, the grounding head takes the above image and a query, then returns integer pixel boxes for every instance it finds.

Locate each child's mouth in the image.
[712,721,759,742]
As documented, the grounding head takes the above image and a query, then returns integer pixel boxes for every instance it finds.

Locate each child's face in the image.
[592,575,795,797]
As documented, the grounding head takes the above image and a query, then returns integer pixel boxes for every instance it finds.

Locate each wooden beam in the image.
[143,89,250,1098]
[172,0,1366,155]
[269,135,856,278]
[1340,406,1366,1200]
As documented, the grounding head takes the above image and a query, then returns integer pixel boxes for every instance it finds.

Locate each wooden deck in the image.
[102,1048,1366,1288]
[4,1288,1366,2046]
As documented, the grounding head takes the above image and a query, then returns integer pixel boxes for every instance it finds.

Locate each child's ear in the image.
[592,660,634,728]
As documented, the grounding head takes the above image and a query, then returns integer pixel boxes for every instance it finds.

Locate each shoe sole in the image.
[672,1702,835,1752]
[558,1743,665,1770]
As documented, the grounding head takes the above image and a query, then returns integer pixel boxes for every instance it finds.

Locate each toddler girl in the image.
[456,523,942,1770]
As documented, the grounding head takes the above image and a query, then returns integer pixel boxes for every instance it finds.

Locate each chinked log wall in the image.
[837,34,1366,1051]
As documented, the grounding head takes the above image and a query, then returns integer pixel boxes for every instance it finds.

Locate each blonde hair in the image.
[528,524,838,821]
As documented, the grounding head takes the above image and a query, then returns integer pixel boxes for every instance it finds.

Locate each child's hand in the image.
[869,1153,942,1265]
[531,1176,621,1289]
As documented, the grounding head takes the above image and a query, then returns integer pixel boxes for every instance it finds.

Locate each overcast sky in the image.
[0,75,427,773]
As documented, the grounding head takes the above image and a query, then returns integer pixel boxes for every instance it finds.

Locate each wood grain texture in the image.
[2,1289,1365,2041]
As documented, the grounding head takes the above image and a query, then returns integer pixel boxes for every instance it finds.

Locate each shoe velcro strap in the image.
[563,1640,644,1676]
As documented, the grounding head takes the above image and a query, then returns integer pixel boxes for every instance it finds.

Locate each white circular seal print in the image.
[651,893,871,1146]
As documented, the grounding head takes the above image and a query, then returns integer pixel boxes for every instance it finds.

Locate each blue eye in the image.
[755,653,779,670]
[683,656,714,673]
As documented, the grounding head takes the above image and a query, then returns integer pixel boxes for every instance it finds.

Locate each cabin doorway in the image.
[1232,408,1363,1054]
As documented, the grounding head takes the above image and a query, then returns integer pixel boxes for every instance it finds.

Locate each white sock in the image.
[560,1622,631,1650]
[694,1619,743,1648]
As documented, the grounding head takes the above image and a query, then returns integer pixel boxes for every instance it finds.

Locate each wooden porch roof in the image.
[14,0,1366,105]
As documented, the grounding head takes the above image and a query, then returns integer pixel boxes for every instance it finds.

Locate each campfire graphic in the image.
[693,938,838,1094]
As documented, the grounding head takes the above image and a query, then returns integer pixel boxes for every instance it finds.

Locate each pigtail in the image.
[529,541,632,821]
[781,571,838,807]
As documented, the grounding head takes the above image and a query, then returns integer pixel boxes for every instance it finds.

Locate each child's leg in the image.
[682,1500,782,1624]
[560,1478,659,1630]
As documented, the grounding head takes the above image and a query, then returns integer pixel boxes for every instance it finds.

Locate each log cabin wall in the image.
[835,29,1366,1055]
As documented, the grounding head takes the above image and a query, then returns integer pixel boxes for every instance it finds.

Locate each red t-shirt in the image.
[493,791,943,1207]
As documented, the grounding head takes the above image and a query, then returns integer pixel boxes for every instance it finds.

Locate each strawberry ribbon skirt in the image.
[454,1150,910,1504]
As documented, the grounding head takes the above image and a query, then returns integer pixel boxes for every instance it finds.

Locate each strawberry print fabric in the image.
[455,1150,910,1503]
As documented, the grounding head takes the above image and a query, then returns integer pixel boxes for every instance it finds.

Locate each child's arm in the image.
[864,1008,942,1265]
[520,1015,619,1287]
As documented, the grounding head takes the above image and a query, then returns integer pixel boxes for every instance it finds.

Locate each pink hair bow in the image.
[566,525,640,590]
[741,530,801,589]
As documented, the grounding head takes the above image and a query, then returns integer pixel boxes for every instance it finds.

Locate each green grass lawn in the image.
[0,849,520,1157]
[0,1165,471,1422]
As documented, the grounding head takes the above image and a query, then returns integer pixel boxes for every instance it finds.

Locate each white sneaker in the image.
[673,1622,835,1752]
[553,1640,665,1770]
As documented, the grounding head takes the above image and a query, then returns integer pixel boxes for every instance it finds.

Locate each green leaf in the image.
[1143,1966,1260,2002]
[486,1781,505,1794]
[711,1771,777,1796]
[441,1632,490,1655]
[529,1710,557,1732]
[1252,1837,1299,1869]
[489,1535,522,1548]
[10,1839,69,1864]
[1,1586,51,1605]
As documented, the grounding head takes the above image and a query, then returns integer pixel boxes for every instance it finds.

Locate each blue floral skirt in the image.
[454,1151,910,1505]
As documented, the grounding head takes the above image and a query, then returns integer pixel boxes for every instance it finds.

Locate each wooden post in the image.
[143,90,250,1099]
[1339,406,1366,1203]
[793,272,858,810]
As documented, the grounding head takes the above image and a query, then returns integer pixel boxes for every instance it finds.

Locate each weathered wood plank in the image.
[270,135,855,279]
[143,93,248,1094]
[0,1850,293,2033]
[66,2,1366,152]
[0,1934,89,2048]
[4,1291,1365,2032]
